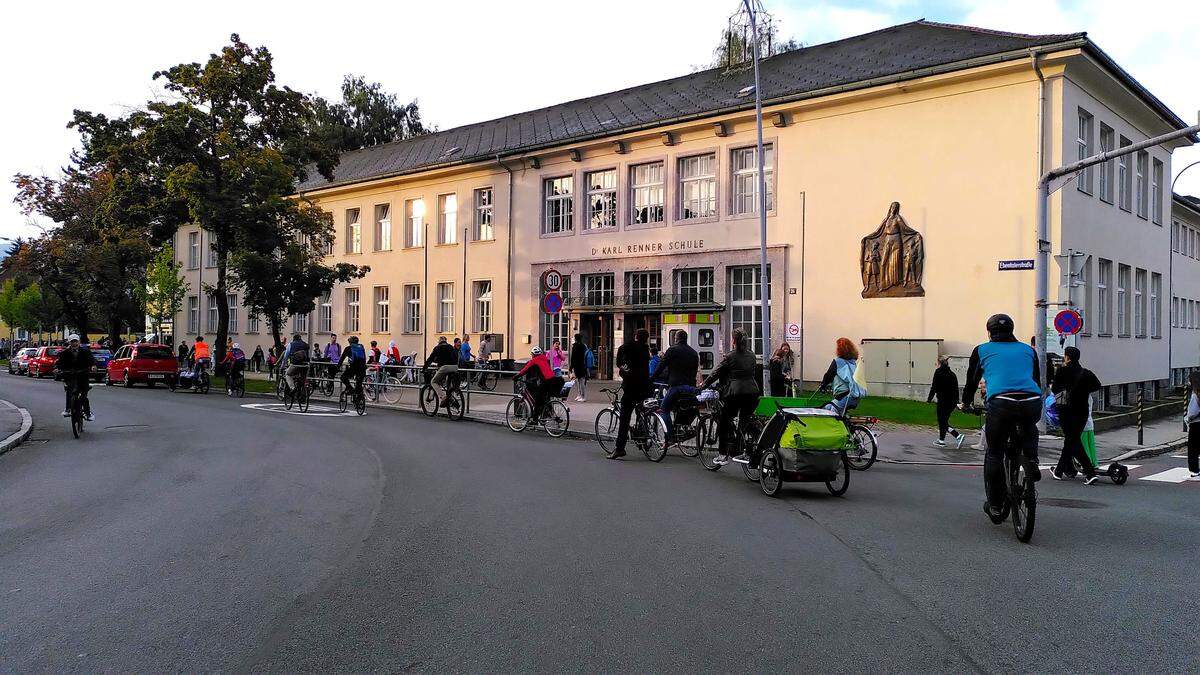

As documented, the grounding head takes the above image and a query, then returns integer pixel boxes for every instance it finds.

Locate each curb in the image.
[0,399,34,456]
[879,437,1186,467]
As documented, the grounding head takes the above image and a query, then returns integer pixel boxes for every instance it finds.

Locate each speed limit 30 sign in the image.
[541,268,563,292]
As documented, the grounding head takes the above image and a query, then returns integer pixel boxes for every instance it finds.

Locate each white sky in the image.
[1,0,1197,242]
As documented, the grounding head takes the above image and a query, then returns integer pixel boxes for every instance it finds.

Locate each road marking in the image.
[1139,468,1195,483]
[239,403,355,418]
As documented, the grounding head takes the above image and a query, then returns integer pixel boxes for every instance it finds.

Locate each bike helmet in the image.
[986,313,1015,339]
[232,343,240,350]
[67,334,80,342]
[531,346,544,355]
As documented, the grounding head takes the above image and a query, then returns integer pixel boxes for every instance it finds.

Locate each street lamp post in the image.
[743,0,771,391]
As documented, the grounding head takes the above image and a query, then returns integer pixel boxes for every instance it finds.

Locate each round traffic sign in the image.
[543,291,563,315]
[1054,309,1083,336]
[541,268,563,292]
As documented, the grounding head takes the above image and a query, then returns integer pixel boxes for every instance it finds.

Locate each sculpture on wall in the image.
[860,202,924,298]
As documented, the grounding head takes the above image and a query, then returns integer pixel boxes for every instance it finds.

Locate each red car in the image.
[26,346,63,378]
[105,343,178,387]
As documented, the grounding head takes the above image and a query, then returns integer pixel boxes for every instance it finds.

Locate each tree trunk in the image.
[215,255,229,365]
[268,312,284,353]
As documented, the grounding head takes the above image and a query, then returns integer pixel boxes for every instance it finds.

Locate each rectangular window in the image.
[474,188,494,241]
[1080,256,1091,335]
[730,265,771,356]
[585,169,617,230]
[1135,151,1149,219]
[345,208,362,254]
[207,240,219,268]
[1118,137,1132,212]
[1151,272,1162,338]
[1076,109,1093,195]
[345,287,360,333]
[187,295,199,333]
[1097,259,1112,335]
[293,312,308,334]
[437,282,455,333]
[1172,296,1178,328]
[247,313,260,334]
[1099,124,1114,203]
[404,284,421,334]
[227,294,239,334]
[438,193,458,245]
[1134,269,1146,337]
[543,176,574,234]
[373,286,389,333]
[630,162,664,226]
[319,292,332,333]
[581,273,615,306]
[626,271,662,305]
[207,294,218,333]
[374,204,391,251]
[187,232,200,269]
[1117,264,1131,336]
[1152,159,1163,224]
[473,280,492,333]
[678,153,717,220]
[1173,221,1180,252]
[678,268,715,304]
[405,199,425,248]
[541,277,570,350]
[731,144,775,215]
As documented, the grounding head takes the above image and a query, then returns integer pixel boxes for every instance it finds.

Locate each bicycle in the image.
[465,360,500,391]
[419,368,465,420]
[806,389,878,470]
[698,391,764,481]
[225,368,246,398]
[506,378,570,438]
[371,365,404,405]
[283,367,311,413]
[648,385,704,458]
[64,377,87,439]
[593,387,666,460]
[967,405,1037,543]
[338,378,367,416]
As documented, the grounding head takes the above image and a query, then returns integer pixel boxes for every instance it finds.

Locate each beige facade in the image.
[173,25,1196,404]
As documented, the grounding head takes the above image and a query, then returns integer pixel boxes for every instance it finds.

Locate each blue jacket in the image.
[962,337,1040,402]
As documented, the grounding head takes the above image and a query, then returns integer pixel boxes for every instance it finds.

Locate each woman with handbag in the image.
[1050,347,1102,483]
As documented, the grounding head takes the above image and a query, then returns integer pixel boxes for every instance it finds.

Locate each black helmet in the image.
[986,313,1014,338]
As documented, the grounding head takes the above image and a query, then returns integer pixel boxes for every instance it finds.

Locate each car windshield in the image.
[92,350,112,358]
[136,347,173,359]
[46,348,61,356]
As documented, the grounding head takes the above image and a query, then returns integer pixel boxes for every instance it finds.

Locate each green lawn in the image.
[211,375,276,395]
[757,391,982,429]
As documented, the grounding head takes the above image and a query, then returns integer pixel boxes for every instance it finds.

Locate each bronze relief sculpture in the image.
[860,202,924,298]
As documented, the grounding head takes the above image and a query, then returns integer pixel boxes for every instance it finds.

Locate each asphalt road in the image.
[1,373,1196,673]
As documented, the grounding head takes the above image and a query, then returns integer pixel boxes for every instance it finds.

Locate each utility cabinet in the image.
[860,338,943,400]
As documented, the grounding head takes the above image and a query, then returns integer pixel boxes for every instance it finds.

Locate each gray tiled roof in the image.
[1176,193,1200,215]
[298,20,1116,193]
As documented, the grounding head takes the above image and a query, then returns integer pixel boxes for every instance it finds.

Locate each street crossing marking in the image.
[239,403,355,417]
[1139,468,1194,483]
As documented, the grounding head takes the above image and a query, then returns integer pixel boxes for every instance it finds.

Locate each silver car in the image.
[9,347,37,375]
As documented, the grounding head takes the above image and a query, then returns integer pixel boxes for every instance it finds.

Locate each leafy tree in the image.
[0,279,20,340]
[136,244,190,345]
[709,15,803,71]
[311,75,429,152]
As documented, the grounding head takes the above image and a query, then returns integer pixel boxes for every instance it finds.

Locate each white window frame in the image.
[404,284,421,334]
[474,187,494,241]
[187,232,200,270]
[207,294,219,333]
[473,280,492,333]
[1080,256,1091,335]
[1134,269,1146,337]
[318,292,332,334]
[1118,137,1132,212]
[626,270,662,305]
[437,282,455,333]
[346,208,362,254]
[1151,272,1162,338]
[246,313,260,334]
[581,273,615,306]
[729,265,771,356]
[1152,159,1163,225]
[630,162,665,227]
[373,286,390,334]
[227,293,239,334]
[374,204,391,251]
[1076,109,1093,195]
[1097,259,1112,335]
[543,176,574,235]
[1135,151,1149,220]
[438,193,458,245]
[585,169,617,231]
[730,143,775,216]
[678,152,717,221]
[187,295,199,333]
[677,268,715,304]
[345,287,360,333]
[1098,124,1114,204]
[292,312,309,334]
[405,199,425,248]
[1117,264,1131,337]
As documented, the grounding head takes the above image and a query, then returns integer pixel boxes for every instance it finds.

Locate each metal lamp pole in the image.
[743,0,771,391]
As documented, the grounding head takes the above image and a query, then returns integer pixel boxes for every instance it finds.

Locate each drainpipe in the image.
[498,155,515,365]
[1031,49,1050,391]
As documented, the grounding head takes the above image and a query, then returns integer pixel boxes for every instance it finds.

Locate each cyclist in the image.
[700,328,759,466]
[55,334,95,421]
[516,346,564,419]
[337,335,369,400]
[222,342,247,385]
[961,313,1043,522]
[189,336,211,384]
[652,330,700,437]
[424,336,460,405]
[281,333,310,396]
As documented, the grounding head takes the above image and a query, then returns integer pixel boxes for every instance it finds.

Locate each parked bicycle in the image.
[506,377,570,437]
[462,361,500,392]
[593,387,666,461]
[366,364,404,405]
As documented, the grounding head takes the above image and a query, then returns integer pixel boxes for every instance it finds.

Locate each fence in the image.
[291,360,525,416]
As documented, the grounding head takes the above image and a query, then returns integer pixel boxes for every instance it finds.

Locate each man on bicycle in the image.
[281,333,310,396]
[516,346,563,420]
[652,330,700,437]
[337,336,368,400]
[961,313,1043,521]
[55,334,94,421]
[424,336,460,406]
[189,336,211,384]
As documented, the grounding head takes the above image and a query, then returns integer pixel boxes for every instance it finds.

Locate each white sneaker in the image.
[1189,472,1200,481]
[935,439,946,446]
[61,410,70,417]
[574,396,583,402]
[956,434,967,450]
[1082,475,1099,485]
[85,413,95,422]
[714,454,730,466]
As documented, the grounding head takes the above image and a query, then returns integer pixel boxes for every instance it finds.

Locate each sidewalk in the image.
[0,398,34,455]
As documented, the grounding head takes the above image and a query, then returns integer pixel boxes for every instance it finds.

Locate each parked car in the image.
[106,343,178,387]
[8,347,37,375]
[90,349,113,382]
[27,346,63,378]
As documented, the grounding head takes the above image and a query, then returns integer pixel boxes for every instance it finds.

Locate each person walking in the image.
[1050,346,1102,484]
[700,328,761,465]
[570,334,589,402]
[768,343,795,397]
[927,357,965,447]
[1187,372,1200,480]
[251,345,264,373]
[610,329,651,460]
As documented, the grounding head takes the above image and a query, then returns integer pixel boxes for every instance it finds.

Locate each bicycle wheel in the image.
[380,376,403,404]
[198,374,209,395]
[506,397,531,432]
[698,417,724,471]
[825,453,851,496]
[543,399,570,438]
[1012,468,1036,543]
[846,425,877,470]
[275,377,286,401]
[338,388,349,413]
[643,414,668,462]
[446,390,466,421]
[284,386,295,410]
[419,386,439,417]
[234,375,245,398]
[298,384,311,413]
[594,408,618,453]
[365,376,379,403]
[71,399,82,438]
[759,447,784,497]
[479,368,498,391]
[355,392,366,416]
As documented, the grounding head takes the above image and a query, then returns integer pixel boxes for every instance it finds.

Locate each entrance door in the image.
[624,313,662,351]
[580,313,614,379]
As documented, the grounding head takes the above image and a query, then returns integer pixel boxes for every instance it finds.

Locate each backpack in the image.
[289,346,309,365]
[836,358,868,404]
[349,343,366,363]
[585,347,595,370]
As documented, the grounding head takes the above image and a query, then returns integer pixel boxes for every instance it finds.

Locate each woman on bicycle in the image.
[516,346,564,418]
[819,338,862,415]
[700,328,760,466]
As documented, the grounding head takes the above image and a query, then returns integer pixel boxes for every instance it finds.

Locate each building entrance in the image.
[624,313,662,352]
[580,313,615,380]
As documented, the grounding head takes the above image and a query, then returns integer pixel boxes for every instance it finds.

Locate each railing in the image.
[562,293,724,310]
[296,360,525,414]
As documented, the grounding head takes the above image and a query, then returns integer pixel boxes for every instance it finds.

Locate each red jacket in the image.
[518,353,554,380]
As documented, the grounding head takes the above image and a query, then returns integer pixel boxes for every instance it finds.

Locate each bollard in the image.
[1137,387,1144,446]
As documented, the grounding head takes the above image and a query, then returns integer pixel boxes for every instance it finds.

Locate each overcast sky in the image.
[1,0,1196,242]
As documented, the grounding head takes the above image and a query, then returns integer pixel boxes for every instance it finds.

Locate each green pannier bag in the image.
[780,416,848,451]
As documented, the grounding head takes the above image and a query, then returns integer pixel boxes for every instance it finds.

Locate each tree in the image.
[310,75,429,153]
[136,244,190,345]
[708,10,803,72]
[0,279,20,341]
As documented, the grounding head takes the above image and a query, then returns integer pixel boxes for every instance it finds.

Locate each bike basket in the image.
[780,415,847,451]
[783,448,843,481]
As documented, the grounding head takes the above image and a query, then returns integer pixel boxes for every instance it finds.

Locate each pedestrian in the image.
[1049,346,1102,484]
[927,356,965,447]
[1187,372,1200,480]
[768,343,795,397]
[251,345,264,373]
[460,334,473,367]
[700,328,760,465]
[610,328,651,459]
[178,342,189,368]
[648,345,661,381]
[548,338,566,375]
[477,334,492,367]
[387,340,401,366]
[570,333,589,402]
[267,345,278,381]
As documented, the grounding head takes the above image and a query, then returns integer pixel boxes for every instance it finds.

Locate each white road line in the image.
[1139,468,1195,483]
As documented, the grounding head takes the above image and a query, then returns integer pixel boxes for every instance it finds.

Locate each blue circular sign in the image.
[543,291,563,315]
[1054,309,1082,335]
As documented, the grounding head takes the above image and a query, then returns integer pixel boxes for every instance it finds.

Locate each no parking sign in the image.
[1053,309,1083,336]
